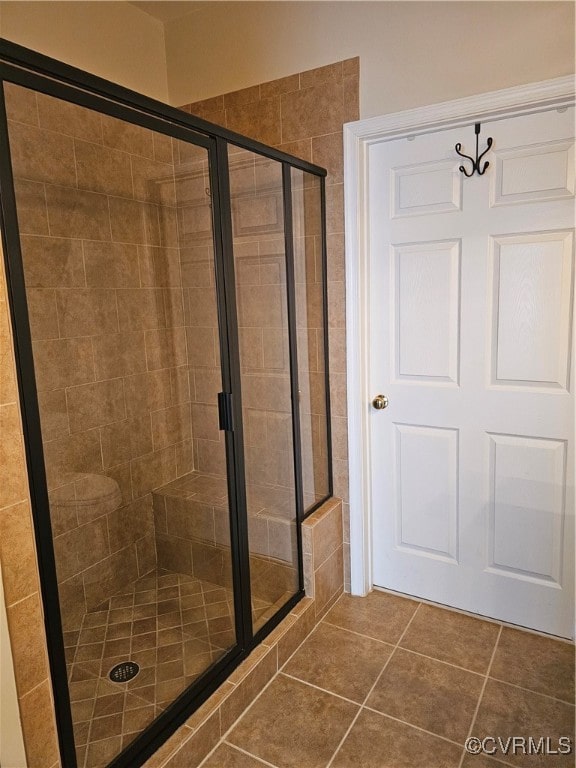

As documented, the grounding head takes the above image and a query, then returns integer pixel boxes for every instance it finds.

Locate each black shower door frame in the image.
[0,39,331,768]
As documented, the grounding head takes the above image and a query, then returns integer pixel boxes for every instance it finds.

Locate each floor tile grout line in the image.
[325,602,422,768]
[374,587,576,646]
[322,614,494,678]
[195,653,287,768]
[486,676,576,706]
[198,601,349,768]
[361,706,466,749]
[222,740,281,768]
[457,624,503,768]
[280,671,362,707]
[389,644,486,677]
[321,617,399,646]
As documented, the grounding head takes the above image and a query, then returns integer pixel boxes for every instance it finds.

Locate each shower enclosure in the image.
[0,41,331,768]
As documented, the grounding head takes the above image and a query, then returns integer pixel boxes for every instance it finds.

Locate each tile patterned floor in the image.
[199,590,575,768]
[64,569,272,767]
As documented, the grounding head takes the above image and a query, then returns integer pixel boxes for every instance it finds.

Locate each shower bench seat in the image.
[150,471,299,614]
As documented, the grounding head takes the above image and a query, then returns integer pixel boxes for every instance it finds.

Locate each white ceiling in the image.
[129,1,208,23]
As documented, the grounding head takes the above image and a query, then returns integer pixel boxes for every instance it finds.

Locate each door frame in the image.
[344,75,576,596]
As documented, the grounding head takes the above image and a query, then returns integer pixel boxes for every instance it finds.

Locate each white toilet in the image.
[52,472,122,527]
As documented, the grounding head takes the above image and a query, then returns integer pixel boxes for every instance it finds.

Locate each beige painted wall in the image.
[165,1,575,115]
[0,1,169,101]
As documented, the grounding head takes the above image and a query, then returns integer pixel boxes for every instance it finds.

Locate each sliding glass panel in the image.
[4,82,236,767]
[291,170,330,512]
[228,146,299,632]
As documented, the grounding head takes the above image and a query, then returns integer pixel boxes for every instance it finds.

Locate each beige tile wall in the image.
[173,142,225,480]
[4,83,200,628]
[0,231,60,766]
[292,170,331,509]
[182,57,358,589]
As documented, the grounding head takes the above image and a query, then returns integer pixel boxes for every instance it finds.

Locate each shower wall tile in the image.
[190,403,219,442]
[0,309,17,408]
[117,288,165,331]
[8,121,77,187]
[4,82,39,126]
[260,73,300,100]
[281,80,345,142]
[158,205,180,248]
[100,416,153,468]
[56,288,119,338]
[101,113,155,158]
[75,138,134,198]
[311,132,344,182]
[0,500,37,605]
[19,680,60,768]
[193,368,221,404]
[131,155,176,205]
[107,496,154,554]
[300,60,344,89]
[0,236,60,764]
[145,326,188,370]
[226,98,282,146]
[66,378,126,433]
[37,91,102,143]
[0,402,30,508]
[131,446,178,499]
[93,331,147,379]
[195,438,226,476]
[184,54,359,581]
[124,369,173,417]
[184,286,219,327]
[151,402,193,450]
[241,373,291,412]
[186,326,218,368]
[139,245,182,287]
[108,196,161,246]
[343,74,360,123]
[27,288,59,339]
[153,133,174,165]
[36,389,69,441]
[13,179,49,235]
[136,532,158,576]
[45,185,111,240]
[42,428,103,489]
[53,515,110,583]
[82,545,139,609]
[224,84,261,109]
[83,240,140,288]
[164,289,186,327]
[20,235,85,288]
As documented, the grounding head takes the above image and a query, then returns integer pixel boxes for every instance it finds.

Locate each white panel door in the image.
[369,106,575,637]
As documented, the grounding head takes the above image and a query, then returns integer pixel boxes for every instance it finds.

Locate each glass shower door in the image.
[3,81,238,767]
[227,147,301,632]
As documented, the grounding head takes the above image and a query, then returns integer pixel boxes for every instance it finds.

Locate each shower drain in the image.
[109,661,140,683]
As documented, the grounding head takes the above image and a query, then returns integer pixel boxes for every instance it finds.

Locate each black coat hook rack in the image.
[455,123,493,177]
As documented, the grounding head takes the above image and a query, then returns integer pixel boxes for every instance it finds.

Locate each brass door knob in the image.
[372,394,389,410]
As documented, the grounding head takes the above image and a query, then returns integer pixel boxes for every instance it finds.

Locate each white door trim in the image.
[344,75,576,596]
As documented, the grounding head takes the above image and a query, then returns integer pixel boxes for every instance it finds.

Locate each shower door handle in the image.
[218,392,235,431]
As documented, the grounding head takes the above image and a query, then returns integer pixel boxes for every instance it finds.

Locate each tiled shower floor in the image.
[65,569,273,767]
